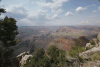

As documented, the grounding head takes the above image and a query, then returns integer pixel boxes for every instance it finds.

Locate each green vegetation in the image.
[0,7,19,67]
[24,45,67,67]
[90,51,100,61]
[96,38,99,44]
[68,43,86,65]
[68,43,86,57]
[85,46,92,50]
[90,40,96,45]
[0,8,6,15]
[24,43,89,67]
[24,48,50,67]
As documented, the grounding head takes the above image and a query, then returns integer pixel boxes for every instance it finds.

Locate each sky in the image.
[0,0,100,26]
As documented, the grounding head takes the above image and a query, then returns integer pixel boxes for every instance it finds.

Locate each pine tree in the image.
[0,0,6,15]
[0,5,19,66]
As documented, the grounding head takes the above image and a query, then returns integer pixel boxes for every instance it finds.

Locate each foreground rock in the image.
[20,55,32,67]
[17,52,29,58]
[16,51,33,67]
[79,46,100,59]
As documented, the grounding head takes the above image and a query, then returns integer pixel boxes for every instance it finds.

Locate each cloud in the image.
[51,9,63,14]
[20,10,61,26]
[0,3,5,8]
[85,4,96,8]
[37,0,69,14]
[65,11,74,16]
[92,4,96,6]
[93,10,97,13]
[52,14,60,19]
[4,5,28,20]
[75,4,96,14]
[85,21,89,23]
[75,7,86,13]
[92,6,100,13]
[18,18,35,26]
[32,2,34,4]
[98,6,100,10]
[0,14,5,19]
[80,21,89,25]
[6,5,27,15]
[3,5,60,26]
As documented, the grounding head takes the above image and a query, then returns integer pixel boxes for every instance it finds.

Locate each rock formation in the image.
[20,55,32,67]
[79,46,100,59]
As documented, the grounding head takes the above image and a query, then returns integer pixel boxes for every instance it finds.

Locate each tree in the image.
[24,48,50,67]
[68,43,86,67]
[47,45,67,67]
[0,8,6,15]
[90,40,96,45]
[57,49,66,67]
[68,43,85,57]
[0,16,18,47]
[0,16,19,67]
[0,0,6,16]
[47,45,59,64]
[24,45,68,67]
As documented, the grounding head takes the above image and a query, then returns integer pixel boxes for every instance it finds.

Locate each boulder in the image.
[86,43,92,47]
[17,51,29,58]
[20,55,32,67]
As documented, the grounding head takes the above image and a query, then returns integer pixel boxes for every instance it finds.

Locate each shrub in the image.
[86,46,91,50]
[23,48,50,67]
[78,56,85,62]
[68,43,86,57]
[24,45,68,67]
[90,40,96,45]
[96,38,99,44]
[90,51,100,61]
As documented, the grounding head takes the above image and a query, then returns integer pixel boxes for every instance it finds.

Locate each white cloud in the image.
[75,4,96,14]
[75,7,86,13]
[0,14,5,19]
[92,6,100,13]
[93,10,97,13]
[18,18,35,26]
[80,21,89,24]
[51,9,63,14]
[5,5,27,15]
[85,4,95,8]
[23,9,61,26]
[0,3,5,8]
[37,0,69,14]
[52,14,60,19]
[65,11,74,16]
[98,6,100,11]
[4,5,28,20]
[85,21,89,23]
[32,2,34,4]
[92,4,96,6]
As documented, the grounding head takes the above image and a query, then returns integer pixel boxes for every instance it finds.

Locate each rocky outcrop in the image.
[74,36,89,47]
[86,43,92,48]
[83,61,100,67]
[17,51,29,58]
[20,55,32,67]
[16,51,31,67]
[79,46,100,59]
